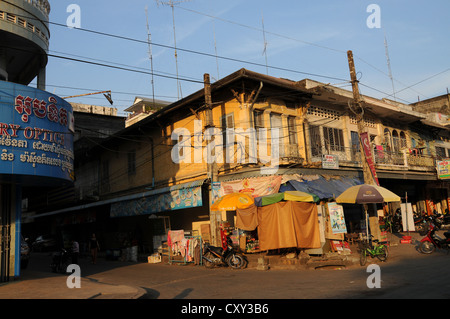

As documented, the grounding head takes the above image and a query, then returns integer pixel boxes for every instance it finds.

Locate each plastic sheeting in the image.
[279,176,363,199]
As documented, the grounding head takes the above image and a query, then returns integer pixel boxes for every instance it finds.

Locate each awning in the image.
[35,179,206,219]
[110,179,206,218]
[280,176,363,199]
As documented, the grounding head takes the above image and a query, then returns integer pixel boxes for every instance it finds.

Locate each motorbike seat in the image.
[208,246,224,255]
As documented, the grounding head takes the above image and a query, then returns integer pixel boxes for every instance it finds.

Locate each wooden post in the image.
[204,74,220,246]
[347,50,377,186]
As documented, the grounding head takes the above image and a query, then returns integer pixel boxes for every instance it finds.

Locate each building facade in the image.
[28,68,450,257]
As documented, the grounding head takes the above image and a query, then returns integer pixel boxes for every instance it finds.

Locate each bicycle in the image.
[358,237,389,266]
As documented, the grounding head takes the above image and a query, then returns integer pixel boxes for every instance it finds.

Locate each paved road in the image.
[4,231,450,303]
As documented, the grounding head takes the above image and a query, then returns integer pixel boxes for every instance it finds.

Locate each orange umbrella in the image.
[210,193,254,211]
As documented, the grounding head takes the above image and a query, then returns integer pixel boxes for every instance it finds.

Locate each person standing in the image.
[71,239,79,265]
[89,233,100,264]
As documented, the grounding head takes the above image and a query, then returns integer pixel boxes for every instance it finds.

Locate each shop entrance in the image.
[0,185,12,282]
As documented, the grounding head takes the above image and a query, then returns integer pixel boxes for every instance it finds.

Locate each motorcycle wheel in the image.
[226,253,246,269]
[203,252,216,269]
[419,241,436,254]
[376,246,388,262]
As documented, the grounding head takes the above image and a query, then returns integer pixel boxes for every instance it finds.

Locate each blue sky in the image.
[36,0,450,116]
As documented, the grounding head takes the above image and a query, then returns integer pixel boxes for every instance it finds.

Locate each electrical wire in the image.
[4,9,349,83]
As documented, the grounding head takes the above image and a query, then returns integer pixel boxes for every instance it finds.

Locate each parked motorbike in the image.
[418,221,450,254]
[202,237,247,269]
[384,211,402,233]
[414,213,428,235]
[435,213,450,227]
[51,248,71,273]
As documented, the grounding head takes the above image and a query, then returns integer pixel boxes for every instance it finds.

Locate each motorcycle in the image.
[51,248,71,273]
[384,211,402,233]
[435,213,450,227]
[414,213,428,235]
[418,221,450,254]
[202,237,247,269]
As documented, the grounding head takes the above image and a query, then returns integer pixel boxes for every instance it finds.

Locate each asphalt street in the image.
[1,230,449,313]
[4,231,449,301]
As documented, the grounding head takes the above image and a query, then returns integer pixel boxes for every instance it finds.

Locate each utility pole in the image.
[347,50,378,186]
[204,73,220,246]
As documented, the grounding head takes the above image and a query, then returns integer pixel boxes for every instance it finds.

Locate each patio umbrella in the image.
[255,191,319,207]
[335,184,400,204]
[210,193,254,211]
[336,184,400,240]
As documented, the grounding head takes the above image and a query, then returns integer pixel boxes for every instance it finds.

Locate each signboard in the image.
[0,81,74,182]
[110,186,203,217]
[220,176,282,198]
[436,159,450,179]
[322,154,339,169]
[360,132,379,185]
[327,202,347,234]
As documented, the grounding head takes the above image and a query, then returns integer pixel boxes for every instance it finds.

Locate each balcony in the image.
[25,0,50,18]
[311,146,436,173]
[280,144,304,164]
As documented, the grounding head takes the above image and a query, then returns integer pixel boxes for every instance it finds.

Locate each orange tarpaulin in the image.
[236,204,259,231]
[256,201,321,251]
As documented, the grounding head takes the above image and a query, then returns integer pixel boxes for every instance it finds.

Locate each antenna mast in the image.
[384,30,396,101]
[157,0,191,100]
[261,11,268,75]
[145,6,156,109]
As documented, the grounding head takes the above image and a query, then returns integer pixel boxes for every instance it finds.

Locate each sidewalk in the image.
[0,252,147,299]
[0,231,429,299]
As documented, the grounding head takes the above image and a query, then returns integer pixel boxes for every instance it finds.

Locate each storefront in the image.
[0,81,74,281]
[202,174,367,258]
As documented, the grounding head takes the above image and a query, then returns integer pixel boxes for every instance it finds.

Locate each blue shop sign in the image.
[0,81,74,182]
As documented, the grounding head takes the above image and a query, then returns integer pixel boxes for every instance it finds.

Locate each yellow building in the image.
[35,68,450,254]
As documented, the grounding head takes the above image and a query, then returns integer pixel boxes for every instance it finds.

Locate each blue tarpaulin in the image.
[279,176,363,199]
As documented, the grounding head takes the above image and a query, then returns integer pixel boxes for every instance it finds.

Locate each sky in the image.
[33,0,450,116]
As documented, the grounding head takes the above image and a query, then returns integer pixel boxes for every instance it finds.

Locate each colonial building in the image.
[29,68,450,256]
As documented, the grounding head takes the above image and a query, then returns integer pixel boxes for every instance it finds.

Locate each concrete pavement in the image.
[0,231,438,299]
[0,253,147,299]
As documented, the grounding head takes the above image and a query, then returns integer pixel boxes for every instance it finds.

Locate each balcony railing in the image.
[25,0,50,18]
[310,146,436,171]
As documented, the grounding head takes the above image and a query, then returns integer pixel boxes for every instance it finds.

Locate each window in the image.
[323,127,344,152]
[127,150,136,175]
[309,125,322,157]
[221,113,234,148]
[384,128,392,152]
[351,131,360,151]
[288,116,298,145]
[400,131,407,149]
[270,113,284,156]
[436,146,446,159]
[392,130,400,153]
[253,110,264,130]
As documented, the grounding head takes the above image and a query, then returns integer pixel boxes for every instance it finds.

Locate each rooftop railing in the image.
[24,0,50,18]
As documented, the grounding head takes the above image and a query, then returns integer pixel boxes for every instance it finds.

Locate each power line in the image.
[47,53,205,84]
[6,9,348,83]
